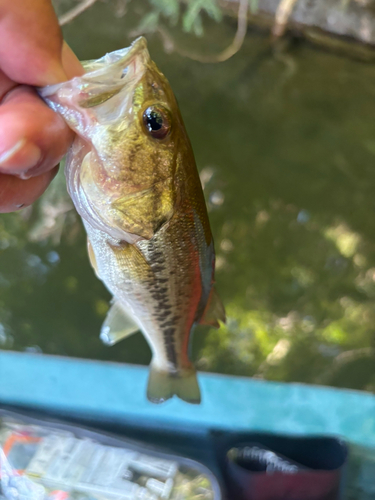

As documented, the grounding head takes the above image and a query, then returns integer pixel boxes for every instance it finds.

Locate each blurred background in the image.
[2,0,375,392]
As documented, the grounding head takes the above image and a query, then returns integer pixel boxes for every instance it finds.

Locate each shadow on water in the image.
[2,1,375,392]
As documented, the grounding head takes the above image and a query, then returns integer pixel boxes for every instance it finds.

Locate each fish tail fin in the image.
[147,365,201,405]
[174,369,201,405]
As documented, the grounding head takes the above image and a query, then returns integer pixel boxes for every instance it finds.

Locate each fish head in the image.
[40,37,189,242]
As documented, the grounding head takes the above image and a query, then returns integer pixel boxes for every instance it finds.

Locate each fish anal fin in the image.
[87,238,100,278]
[199,287,226,329]
[100,300,139,346]
[147,365,201,405]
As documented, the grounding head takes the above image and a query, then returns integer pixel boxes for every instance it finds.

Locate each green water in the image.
[2,2,375,393]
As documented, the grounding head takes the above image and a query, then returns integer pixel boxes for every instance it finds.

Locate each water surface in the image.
[2,2,375,393]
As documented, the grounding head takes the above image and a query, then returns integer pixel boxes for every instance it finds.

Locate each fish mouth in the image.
[75,37,150,109]
[81,36,149,82]
[39,37,150,104]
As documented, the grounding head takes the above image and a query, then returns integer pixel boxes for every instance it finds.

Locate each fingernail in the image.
[62,42,85,79]
[36,60,69,87]
[0,139,42,175]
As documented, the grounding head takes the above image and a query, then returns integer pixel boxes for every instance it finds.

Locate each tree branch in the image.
[157,0,249,63]
[58,0,99,26]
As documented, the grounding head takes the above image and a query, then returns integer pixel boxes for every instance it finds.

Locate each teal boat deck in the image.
[0,350,374,445]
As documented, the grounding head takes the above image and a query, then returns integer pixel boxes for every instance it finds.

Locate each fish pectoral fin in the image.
[100,300,139,346]
[112,181,174,240]
[199,287,226,329]
[87,237,100,278]
[147,365,201,405]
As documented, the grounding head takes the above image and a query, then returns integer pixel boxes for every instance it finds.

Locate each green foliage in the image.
[136,11,160,33]
[136,0,225,37]
[249,0,259,14]
[183,0,223,36]
[149,0,180,25]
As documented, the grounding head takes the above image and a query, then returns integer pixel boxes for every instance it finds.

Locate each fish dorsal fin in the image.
[199,287,226,329]
[100,300,139,346]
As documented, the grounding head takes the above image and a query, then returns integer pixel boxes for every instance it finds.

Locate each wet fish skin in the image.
[40,37,225,404]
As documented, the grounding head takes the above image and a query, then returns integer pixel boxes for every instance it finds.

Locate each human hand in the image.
[0,0,83,213]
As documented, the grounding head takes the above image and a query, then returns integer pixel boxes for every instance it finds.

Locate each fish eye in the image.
[142,105,171,140]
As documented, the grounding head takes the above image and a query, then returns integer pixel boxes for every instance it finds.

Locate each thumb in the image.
[0,0,67,86]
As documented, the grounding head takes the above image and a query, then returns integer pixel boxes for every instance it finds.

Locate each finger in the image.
[0,0,66,85]
[0,44,84,179]
[0,86,74,177]
[0,68,17,100]
[0,166,58,213]
[62,41,84,80]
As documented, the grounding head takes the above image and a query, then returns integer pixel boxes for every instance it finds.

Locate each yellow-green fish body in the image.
[40,37,225,404]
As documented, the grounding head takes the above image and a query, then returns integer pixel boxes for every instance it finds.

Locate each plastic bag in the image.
[0,411,221,500]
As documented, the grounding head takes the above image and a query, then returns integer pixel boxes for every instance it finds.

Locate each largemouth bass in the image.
[40,37,225,404]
